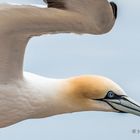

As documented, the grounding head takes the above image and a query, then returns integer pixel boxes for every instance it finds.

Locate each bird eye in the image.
[107,91,115,99]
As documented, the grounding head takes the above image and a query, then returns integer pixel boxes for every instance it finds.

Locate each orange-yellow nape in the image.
[60,75,126,113]
[66,75,125,99]
[54,75,140,117]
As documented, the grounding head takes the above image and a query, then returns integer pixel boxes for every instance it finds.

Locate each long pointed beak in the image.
[104,96,140,116]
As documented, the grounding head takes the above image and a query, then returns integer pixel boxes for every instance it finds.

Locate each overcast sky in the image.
[0,0,140,140]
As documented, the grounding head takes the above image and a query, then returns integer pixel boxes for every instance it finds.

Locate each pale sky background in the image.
[0,0,140,140]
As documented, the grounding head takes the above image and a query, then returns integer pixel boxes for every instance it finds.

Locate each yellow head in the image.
[60,75,140,116]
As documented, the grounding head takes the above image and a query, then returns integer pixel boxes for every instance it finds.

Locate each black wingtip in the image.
[44,0,66,9]
[110,2,117,19]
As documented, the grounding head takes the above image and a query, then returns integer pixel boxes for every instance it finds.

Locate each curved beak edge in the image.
[104,96,140,116]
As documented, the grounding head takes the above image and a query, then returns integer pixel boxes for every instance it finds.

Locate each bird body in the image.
[0,0,140,128]
[0,72,64,127]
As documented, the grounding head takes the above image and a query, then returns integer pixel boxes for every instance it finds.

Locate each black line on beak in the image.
[109,101,140,113]
[122,97,140,108]
[97,98,126,113]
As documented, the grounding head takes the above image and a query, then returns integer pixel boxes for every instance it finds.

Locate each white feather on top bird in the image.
[0,0,139,128]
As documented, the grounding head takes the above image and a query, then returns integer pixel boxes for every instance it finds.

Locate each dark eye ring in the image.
[107,91,115,98]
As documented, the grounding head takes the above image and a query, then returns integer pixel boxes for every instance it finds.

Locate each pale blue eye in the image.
[107,91,115,98]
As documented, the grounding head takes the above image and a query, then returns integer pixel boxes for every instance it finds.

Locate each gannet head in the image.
[62,75,140,116]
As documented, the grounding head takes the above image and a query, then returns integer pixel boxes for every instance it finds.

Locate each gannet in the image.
[0,0,139,128]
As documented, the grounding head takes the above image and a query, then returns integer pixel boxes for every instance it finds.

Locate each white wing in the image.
[0,0,115,82]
